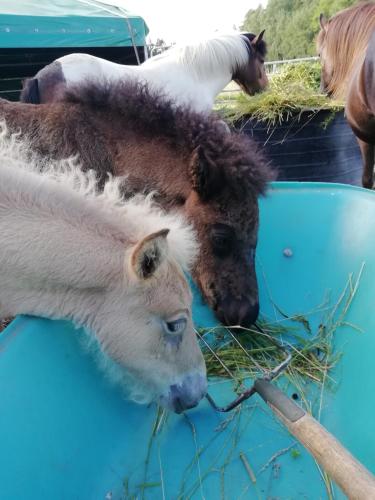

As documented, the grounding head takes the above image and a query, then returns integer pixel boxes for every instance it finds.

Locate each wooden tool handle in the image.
[255,379,375,499]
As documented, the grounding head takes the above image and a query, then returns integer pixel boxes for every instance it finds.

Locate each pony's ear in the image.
[189,146,224,200]
[252,30,265,48]
[131,229,169,280]
[319,13,328,30]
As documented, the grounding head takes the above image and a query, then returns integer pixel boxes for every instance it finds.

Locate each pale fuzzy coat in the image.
[0,124,205,406]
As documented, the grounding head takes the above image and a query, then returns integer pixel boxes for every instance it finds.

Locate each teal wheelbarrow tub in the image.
[1,182,375,499]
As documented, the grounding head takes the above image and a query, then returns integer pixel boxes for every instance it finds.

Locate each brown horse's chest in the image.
[346,63,375,143]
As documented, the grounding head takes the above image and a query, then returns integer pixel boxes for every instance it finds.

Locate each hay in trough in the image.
[217,62,344,127]
[200,264,364,396]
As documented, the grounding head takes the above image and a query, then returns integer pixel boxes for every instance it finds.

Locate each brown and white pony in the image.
[20,32,267,112]
[0,80,273,327]
[0,125,206,413]
[317,2,375,188]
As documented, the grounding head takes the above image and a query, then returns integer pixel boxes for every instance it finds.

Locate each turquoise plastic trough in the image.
[1,182,374,499]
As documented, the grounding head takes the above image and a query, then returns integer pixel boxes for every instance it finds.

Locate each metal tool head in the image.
[197,323,292,412]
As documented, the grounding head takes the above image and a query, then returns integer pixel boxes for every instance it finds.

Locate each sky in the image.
[118,0,268,44]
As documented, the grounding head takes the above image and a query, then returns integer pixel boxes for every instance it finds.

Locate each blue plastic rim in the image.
[1,181,375,499]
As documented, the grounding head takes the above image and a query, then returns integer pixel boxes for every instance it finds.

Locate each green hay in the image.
[201,320,340,387]
[200,264,364,390]
[216,62,344,127]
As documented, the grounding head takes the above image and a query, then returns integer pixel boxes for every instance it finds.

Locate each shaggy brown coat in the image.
[317,2,375,188]
[0,81,273,326]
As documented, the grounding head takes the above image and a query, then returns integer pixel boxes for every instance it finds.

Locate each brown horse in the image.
[0,81,273,327]
[317,2,375,188]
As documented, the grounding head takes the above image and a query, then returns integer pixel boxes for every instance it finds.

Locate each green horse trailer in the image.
[0,0,149,101]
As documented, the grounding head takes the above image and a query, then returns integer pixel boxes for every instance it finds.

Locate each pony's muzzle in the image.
[217,296,259,328]
[161,373,207,413]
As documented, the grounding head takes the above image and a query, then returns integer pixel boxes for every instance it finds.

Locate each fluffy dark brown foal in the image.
[0,81,273,326]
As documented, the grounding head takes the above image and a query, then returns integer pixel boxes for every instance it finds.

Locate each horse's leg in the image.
[20,78,40,103]
[358,138,375,188]
[20,61,66,104]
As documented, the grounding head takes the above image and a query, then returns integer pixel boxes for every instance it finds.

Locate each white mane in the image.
[0,123,198,273]
[145,33,249,78]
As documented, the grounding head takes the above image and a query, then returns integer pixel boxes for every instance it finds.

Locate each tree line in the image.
[241,0,359,60]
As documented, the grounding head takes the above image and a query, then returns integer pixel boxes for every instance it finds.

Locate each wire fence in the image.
[265,56,319,74]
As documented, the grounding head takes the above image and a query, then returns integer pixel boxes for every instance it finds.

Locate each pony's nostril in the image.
[239,302,259,327]
[172,396,184,414]
[216,297,259,328]
[167,374,207,413]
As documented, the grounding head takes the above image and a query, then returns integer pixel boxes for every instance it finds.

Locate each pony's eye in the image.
[212,239,232,257]
[213,235,228,247]
[213,235,231,251]
[211,224,235,257]
[164,317,187,335]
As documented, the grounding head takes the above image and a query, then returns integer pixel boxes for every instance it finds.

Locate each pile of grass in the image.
[199,264,364,396]
[217,62,344,127]
[200,320,337,387]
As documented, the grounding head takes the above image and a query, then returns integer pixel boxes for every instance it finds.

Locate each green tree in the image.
[241,0,359,60]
